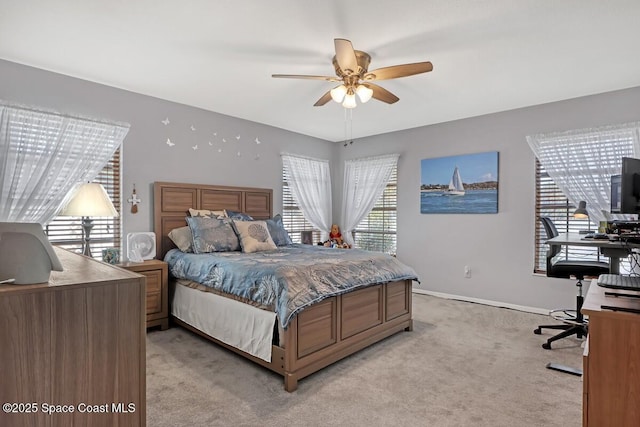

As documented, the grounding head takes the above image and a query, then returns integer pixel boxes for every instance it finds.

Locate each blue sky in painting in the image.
[421,151,498,185]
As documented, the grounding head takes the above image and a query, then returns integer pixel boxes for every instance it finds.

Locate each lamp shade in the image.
[356,85,373,103]
[59,183,118,217]
[573,200,588,219]
[342,93,357,109]
[330,85,347,103]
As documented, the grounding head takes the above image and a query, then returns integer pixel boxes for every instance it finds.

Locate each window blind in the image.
[46,148,121,258]
[353,165,397,254]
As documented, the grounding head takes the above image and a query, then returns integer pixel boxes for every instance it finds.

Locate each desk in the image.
[581,280,640,426]
[546,233,635,274]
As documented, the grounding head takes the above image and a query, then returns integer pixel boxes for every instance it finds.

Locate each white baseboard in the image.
[412,288,550,316]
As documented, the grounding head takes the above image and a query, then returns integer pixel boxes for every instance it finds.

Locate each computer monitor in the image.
[610,157,640,214]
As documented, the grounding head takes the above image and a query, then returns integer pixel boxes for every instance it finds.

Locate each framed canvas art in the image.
[420,151,499,214]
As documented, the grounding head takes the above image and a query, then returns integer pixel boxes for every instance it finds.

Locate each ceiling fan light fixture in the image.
[356,85,373,103]
[342,93,357,109]
[330,85,348,103]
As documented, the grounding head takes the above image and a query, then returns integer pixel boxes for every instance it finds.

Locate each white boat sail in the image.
[444,166,465,196]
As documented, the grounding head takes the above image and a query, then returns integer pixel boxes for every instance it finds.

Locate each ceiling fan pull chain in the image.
[343,108,354,147]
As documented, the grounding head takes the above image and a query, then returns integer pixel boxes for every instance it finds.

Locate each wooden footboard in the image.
[172,279,412,392]
[281,279,412,391]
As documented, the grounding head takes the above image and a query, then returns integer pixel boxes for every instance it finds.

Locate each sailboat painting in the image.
[420,151,499,214]
[444,166,465,196]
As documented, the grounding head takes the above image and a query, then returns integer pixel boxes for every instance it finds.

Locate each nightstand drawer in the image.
[142,270,162,293]
[118,259,169,330]
[147,292,161,314]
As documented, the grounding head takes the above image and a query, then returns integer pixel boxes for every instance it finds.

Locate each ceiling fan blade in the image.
[364,62,433,81]
[272,74,341,82]
[334,38,358,75]
[364,83,399,104]
[313,91,333,106]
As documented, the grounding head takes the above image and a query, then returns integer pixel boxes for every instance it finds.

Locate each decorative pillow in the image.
[232,220,276,253]
[189,208,225,218]
[186,216,240,253]
[225,209,254,221]
[168,226,193,252]
[265,214,293,246]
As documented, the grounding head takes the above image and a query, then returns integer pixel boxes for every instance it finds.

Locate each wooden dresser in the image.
[581,280,640,426]
[118,259,169,330]
[0,248,146,427]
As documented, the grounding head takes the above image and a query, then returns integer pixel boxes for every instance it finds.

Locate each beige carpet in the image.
[146,294,583,427]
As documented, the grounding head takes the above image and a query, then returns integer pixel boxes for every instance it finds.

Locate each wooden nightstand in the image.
[118,259,169,330]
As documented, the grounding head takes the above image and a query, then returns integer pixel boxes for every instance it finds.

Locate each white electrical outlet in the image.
[464,265,471,278]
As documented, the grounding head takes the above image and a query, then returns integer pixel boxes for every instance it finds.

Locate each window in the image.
[535,158,634,275]
[353,165,397,254]
[531,124,640,274]
[46,148,121,258]
[283,162,398,252]
[282,166,322,244]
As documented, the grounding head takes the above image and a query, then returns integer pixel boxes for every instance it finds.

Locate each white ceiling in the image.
[2,0,640,142]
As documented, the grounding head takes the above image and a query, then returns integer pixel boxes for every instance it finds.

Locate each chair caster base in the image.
[534,328,542,335]
[542,342,551,350]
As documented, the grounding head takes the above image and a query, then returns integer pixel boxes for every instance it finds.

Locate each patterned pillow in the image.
[189,208,225,218]
[225,209,254,221]
[168,226,193,252]
[186,216,240,253]
[232,220,276,253]
[265,214,293,246]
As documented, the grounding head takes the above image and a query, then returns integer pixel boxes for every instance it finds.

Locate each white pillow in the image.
[232,220,276,253]
[168,226,193,252]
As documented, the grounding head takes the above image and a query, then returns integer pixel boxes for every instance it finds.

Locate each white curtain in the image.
[527,122,640,223]
[0,101,130,224]
[281,153,332,240]
[341,153,399,246]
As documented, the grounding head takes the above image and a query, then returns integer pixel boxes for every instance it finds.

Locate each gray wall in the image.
[335,86,640,311]
[3,58,640,312]
[0,59,334,253]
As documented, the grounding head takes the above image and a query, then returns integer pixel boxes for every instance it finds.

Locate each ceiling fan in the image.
[272,38,433,108]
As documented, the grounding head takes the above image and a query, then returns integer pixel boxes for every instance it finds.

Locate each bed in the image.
[153,181,417,392]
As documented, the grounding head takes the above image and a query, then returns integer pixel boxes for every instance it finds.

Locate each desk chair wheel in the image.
[542,342,551,350]
[534,327,542,335]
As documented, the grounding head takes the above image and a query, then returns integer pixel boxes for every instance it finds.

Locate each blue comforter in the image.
[165,244,418,328]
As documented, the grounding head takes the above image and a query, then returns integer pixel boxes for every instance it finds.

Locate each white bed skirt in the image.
[171,282,276,362]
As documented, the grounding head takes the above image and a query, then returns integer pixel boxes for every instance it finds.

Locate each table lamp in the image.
[59,183,118,257]
[574,200,591,234]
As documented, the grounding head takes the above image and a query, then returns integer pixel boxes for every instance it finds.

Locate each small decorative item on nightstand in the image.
[301,230,313,245]
[102,248,120,264]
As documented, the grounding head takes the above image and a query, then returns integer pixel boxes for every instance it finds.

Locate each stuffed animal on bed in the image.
[327,224,351,248]
[329,224,343,244]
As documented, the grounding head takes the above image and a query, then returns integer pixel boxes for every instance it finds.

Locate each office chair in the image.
[534,217,609,349]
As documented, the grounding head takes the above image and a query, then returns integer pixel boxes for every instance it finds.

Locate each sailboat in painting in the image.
[444,166,465,196]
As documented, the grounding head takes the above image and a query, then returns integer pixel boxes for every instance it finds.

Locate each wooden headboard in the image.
[153,181,273,260]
